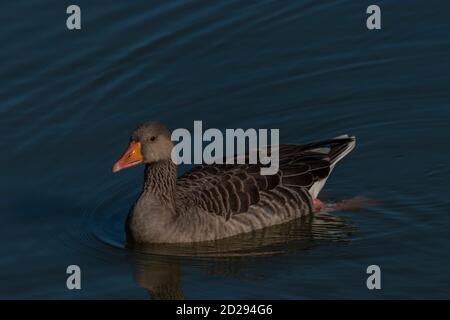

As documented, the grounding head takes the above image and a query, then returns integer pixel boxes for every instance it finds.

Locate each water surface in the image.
[1,0,450,299]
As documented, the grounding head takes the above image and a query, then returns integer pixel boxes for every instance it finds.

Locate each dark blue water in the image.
[1,0,450,299]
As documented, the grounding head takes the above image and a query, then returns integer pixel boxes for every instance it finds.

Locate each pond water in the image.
[1,0,450,299]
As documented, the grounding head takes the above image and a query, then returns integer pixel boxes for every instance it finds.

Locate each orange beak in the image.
[112,141,143,173]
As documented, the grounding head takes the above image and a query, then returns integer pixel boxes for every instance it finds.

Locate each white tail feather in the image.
[308,135,356,199]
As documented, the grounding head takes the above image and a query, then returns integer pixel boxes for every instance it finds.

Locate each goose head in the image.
[112,122,173,173]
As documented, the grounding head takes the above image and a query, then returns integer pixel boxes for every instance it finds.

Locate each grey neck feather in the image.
[143,160,177,204]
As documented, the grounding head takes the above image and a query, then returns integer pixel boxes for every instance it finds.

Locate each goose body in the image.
[113,122,356,244]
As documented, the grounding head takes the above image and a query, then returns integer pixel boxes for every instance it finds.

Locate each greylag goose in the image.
[112,122,356,244]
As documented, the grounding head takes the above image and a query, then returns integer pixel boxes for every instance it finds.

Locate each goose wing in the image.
[177,138,355,220]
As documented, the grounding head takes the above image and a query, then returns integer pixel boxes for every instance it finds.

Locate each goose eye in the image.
[150,136,156,141]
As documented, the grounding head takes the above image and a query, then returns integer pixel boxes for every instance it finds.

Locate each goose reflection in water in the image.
[128,204,360,300]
